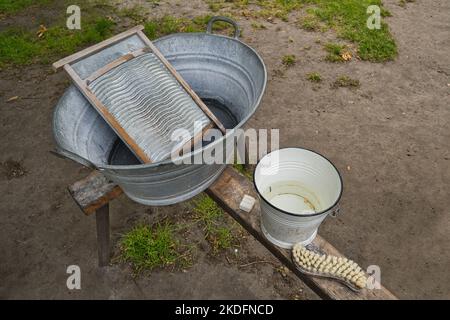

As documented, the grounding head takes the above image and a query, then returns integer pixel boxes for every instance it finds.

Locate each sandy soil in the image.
[0,0,449,299]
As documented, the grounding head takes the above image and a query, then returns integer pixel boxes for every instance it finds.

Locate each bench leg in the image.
[95,204,110,267]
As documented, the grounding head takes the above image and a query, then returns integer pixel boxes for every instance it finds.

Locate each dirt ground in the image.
[0,0,449,299]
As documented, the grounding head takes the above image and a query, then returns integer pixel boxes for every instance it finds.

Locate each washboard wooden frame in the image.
[53,25,226,163]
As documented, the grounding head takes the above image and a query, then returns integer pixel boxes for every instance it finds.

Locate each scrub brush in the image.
[292,243,367,291]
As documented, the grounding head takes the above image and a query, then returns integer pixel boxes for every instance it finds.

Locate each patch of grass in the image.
[298,14,325,32]
[232,0,250,8]
[306,72,322,82]
[297,0,397,61]
[1,159,27,180]
[0,18,115,68]
[251,22,267,30]
[332,75,360,88]
[213,229,234,252]
[2,4,241,68]
[202,0,251,16]
[282,54,296,67]
[144,16,183,39]
[324,42,347,62]
[147,0,161,6]
[398,0,415,8]
[254,0,303,21]
[193,194,237,253]
[232,0,397,61]
[0,0,51,14]
[120,222,190,273]
[144,14,235,40]
[206,0,226,12]
[43,18,115,57]
[0,31,40,67]
[233,163,253,180]
[117,5,147,22]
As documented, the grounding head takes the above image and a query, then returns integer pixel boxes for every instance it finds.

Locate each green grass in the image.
[306,72,322,82]
[206,0,226,12]
[0,18,115,68]
[0,0,396,67]
[298,14,325,32]
[233,163,253,180]
[240,0,397,61]
[332,75,360,88]
[251,22,267,30]
[398,0,415,8]
[282,54,296,67]
[0,9,234,68]
[144,14,235,40]
[120,194,238,271]
[324,42,347,62]
[0,0,51,14]
[255,0,303,21]
[117,5,147,22]
[297,0,396,61]
[120,222,188,273]
[200,0,300,21]
[120,193,240,271]
[43,18,114,56]
[0,30,40,66]
[193,194,237,253]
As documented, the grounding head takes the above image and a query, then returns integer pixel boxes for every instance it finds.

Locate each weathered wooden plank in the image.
[85,48,149,84]
[206,167,397,300]
[52,25,145,71]
[96,204,111,267]
[67,167,397,299]
[67,171,123,215]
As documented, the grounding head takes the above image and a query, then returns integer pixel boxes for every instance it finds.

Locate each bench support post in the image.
[95,204,111,267]
[67,168,397,299]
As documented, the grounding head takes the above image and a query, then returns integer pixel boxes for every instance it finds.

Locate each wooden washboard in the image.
[53,26,226,163]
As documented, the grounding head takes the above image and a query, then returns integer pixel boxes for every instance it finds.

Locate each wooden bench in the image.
[68,166,397,300]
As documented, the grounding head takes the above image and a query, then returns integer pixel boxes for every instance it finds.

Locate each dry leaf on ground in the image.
[7,96,19,102]
[341,51,352,61]
[37,25,47,38]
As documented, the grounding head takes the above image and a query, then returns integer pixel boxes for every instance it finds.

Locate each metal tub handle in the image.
[50,147,98,170]
[206,16,241,39]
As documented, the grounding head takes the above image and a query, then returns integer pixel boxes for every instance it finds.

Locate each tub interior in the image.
[255,149,342,215]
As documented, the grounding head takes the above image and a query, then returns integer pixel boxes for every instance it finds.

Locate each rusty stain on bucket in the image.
[262,181,322,215]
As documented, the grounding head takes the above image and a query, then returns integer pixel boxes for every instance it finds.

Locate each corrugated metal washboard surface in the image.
[52,26,225,164]
[88,52,210,162]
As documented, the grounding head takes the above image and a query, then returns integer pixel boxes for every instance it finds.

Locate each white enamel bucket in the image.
[254,148,343,248]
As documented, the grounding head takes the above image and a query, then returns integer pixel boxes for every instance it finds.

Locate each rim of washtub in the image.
[53,17,267,171]
[253,147,344,218]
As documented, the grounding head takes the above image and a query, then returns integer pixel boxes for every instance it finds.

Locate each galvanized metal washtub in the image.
[53,17,267,206]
